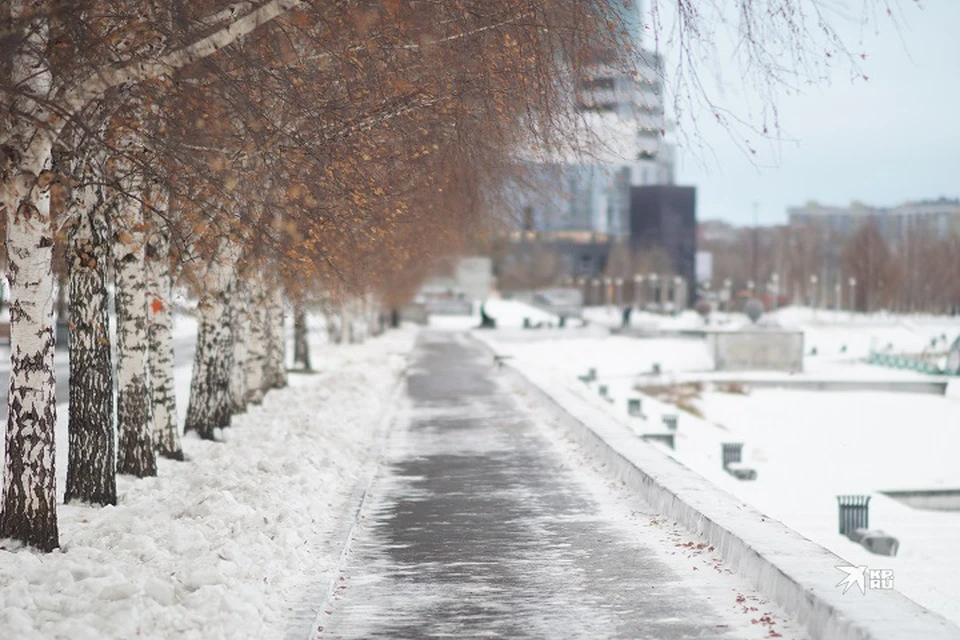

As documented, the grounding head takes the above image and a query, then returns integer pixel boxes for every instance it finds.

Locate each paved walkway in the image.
[317,332,805,639]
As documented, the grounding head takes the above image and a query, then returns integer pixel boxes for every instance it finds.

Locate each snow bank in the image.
[0,326,416,640]
[475,334,960,640]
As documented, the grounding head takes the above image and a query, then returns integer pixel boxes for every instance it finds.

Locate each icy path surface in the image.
[318,332,807,639]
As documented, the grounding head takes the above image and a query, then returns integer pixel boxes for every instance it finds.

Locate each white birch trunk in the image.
[229,278,250,414]
[326,309,340,344]
[292,304,311,371]
[64,172,116,504]
[340,302,352,344]
[185,242,238,439]
[244,278,268,405]
[0,5,59,551]
[265,287,287,389]
[367,295,381,337]
[145,219,181,460]
[113,190,156,477]
[353,298,366,344]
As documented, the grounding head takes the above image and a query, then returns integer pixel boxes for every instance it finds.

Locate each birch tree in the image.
[184,240,240,439]
[1,0,59,551]
[145,205,182,459]
[112,171,156,477]
[64,148,116,505]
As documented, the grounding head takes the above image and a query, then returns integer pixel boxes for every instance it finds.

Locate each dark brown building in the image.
[629,186,697,303]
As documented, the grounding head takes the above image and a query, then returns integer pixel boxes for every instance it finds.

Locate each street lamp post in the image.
[604,277,613,308]
[615,278,623,307]
[634,274,644,309]
[834,280,842,311]
[591,279,600,307]
[770,272,780,310]
[810,274,819,309]
[849,277,857,315]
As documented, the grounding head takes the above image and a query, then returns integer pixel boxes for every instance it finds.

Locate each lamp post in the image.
[591,279,600,306]
[649,273,659,309]
[634,274,644,308]
[849,277,857,315]
[604,277,613,308]
[722,278,732,312]
[615,277,623,307]
[769,272,780,310]
[810,274,819,309]
[834,280,842,311]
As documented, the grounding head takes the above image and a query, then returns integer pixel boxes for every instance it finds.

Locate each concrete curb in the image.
[289,362,409,640]
[640,376,948,395]
[476,337,960,640]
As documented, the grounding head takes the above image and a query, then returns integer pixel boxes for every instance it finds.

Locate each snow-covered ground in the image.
[0,320,415,639]
[478,301,960,626]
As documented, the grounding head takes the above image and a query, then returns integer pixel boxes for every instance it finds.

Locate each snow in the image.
[692,389,960,624]
[0,320,416,639]
[475,299,960,629]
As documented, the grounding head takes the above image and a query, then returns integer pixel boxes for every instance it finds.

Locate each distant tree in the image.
[842,221,899,312]
[634,246,675,277]
[497,241,563,291]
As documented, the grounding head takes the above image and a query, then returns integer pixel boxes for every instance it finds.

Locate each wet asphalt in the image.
[317,331,782,639]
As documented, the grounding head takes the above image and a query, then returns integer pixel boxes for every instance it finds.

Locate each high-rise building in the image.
[508,44,675,239]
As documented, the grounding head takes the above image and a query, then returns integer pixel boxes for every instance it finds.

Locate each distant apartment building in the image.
[698,219,740,244]
[787,198,960,246]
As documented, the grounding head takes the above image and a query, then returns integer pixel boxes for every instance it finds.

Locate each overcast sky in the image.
[648,1,960,226]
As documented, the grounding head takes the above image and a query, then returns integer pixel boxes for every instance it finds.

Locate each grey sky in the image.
[653,1,960,226]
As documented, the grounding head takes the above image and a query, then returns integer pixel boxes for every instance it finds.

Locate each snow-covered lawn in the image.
[478,302,960,626]
[690,388,960,625]
[0,324,415,639]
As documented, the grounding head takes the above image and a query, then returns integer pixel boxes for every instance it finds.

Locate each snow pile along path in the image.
[0,326,416,640]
